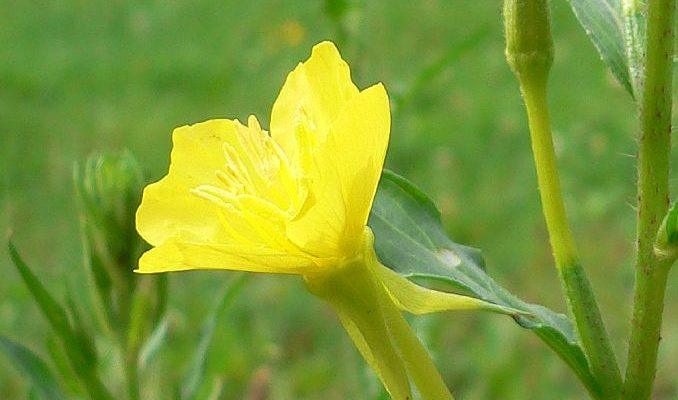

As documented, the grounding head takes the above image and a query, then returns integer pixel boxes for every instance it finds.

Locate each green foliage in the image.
[0,335,65,400]
[621,0,646,93]
[369,171,600,397]
[74,150,168,351]
[661,202,678,245]
[8,242,115,400]
[181,274,248,400]
[565,0,635,95]
[657,201,678,262]
[74,151,147,330]
[6,152,174,400]
[139,315,170,370]
[3,1,673,399]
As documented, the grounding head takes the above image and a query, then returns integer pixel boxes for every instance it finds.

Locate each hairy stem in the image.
[622,0,675,398]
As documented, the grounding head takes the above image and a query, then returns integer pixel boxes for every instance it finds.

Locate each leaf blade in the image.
[368,171,601,397]
[8,241,115,400]
[566,0,634,95]
[0,335,66,400]
[181,274,248,400]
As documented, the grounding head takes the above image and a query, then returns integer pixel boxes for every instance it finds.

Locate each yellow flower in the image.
[136,41,513,400]
[136,41,388,274]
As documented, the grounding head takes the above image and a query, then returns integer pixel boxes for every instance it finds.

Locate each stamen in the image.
[192,117,310,223]
[215,170,244,193]
[190,185,237,209]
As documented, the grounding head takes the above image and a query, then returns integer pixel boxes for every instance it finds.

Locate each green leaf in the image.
[368,171,601,397]
[565,0,634,96]
[655,201,678,262]
[139,314,170,370]
[64,290,98,368]
[663,202,678,244]
[8,242,75,341]
[621,0,646,93]
[45,337,82,396]
[181,274,248,400]
[8,241,115,400]
[0,335,65,400]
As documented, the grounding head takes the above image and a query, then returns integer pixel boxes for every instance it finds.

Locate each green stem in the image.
[503,2,621,396]
[124,351,140,400]
[521,78,622,399]
[377,288,454,400]
[125,278,155,400]
[307,261,412,400]
[522,80,576,267]
[623,0,675,398]
[306,245,455,400]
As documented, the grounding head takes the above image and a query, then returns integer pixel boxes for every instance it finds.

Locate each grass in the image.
[1,0,676,399]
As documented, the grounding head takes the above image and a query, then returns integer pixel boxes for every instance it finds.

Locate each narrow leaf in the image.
[621,0,646,93]
[64,291,98,368]
[566,0,634,95]
[139,314,170,370]
[0,335,65,400]
[369,171,601,397]
[8,241,115,400]
[654,201,678,262]
[662,201,678,244]
[8,242,74,340]
[45,337,82,396]
[181,274,248,400]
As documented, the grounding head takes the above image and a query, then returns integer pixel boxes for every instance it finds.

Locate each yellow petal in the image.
[137,240,315,274]
[270,41,359,158]
[285,162,347,258]
[285,84,390,258]
[136,120,240,246]
[372,261,519,316]
[324,83,390,252]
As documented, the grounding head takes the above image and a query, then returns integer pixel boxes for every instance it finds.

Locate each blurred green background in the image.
[1,0,676,399]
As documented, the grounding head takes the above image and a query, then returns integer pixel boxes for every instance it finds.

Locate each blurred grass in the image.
[1,0,676,399]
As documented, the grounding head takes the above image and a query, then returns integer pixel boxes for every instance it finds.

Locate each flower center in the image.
[190,116,308,222]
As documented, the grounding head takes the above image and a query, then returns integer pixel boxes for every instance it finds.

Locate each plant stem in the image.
[503,2,622,396]
[124,351,140,400]
[522,80,577,268]
[125,278,155,400]
[307,259,412,400]
[377,288,454,400]
[623,0,675,398]
[306,247,455,400]
[521,78,622,399]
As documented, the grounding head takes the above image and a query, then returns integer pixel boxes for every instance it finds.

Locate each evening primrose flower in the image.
[136,41,506,400]
[137,42,388,274]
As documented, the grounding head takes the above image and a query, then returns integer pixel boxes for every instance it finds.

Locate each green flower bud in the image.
[74,150,166,333]
[74,150,144,274]
[503,0,554,85]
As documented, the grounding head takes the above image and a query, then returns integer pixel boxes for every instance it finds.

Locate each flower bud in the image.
[74,150,166,332]
[74,150,145,275]
[504,0,554,85]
